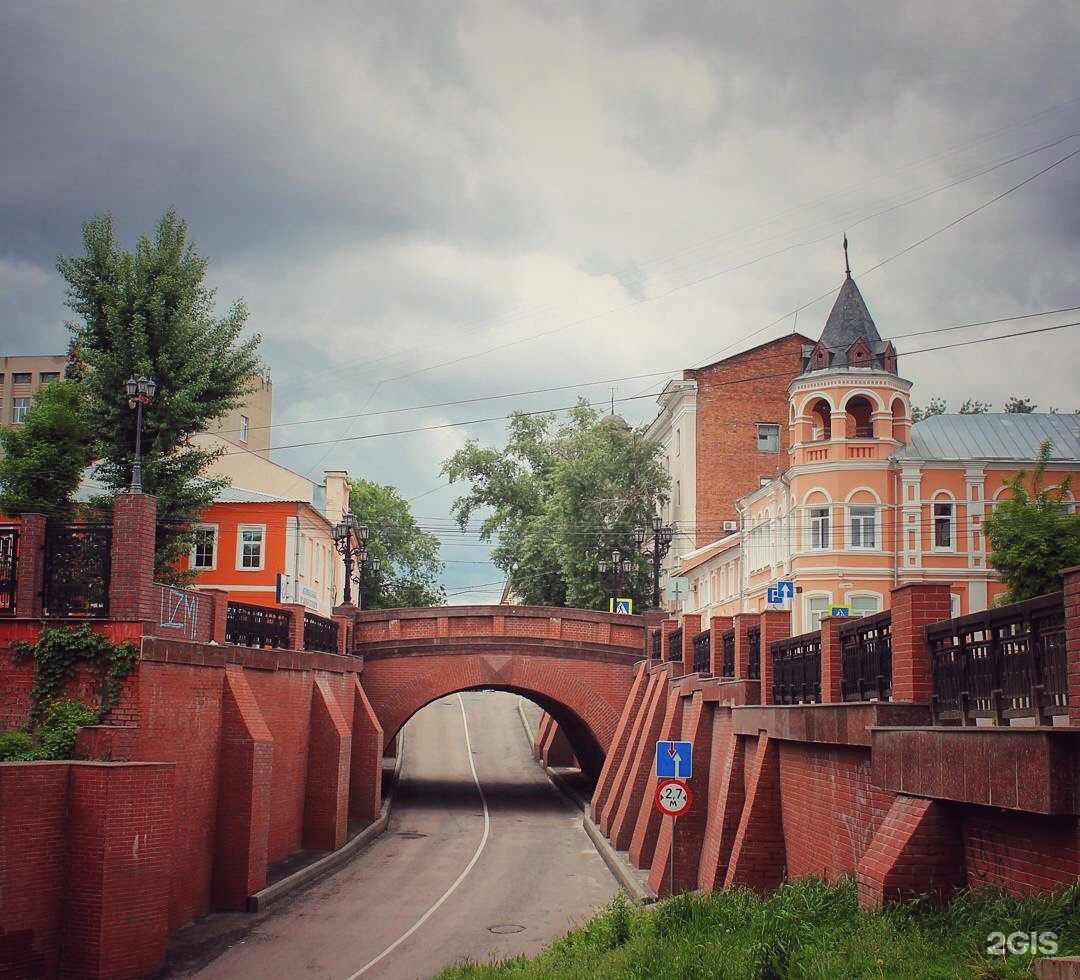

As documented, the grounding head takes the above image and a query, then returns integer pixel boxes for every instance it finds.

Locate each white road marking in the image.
[344,694,492,979]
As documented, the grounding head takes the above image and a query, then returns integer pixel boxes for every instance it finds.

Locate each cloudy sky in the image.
[3,2,1078,602]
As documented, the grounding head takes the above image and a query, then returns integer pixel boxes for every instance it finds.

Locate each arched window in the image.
[846,396,874,438]
[809,399,831,440]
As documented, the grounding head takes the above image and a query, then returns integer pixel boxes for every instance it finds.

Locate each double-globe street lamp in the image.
[635,515,674,609]
[332,514,381,608]
[125,376,157,493]
[598,548,635,608]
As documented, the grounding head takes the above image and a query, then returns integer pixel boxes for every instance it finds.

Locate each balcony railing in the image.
[747,625,761,680]
[303,611,339,653]
[929,592,1067,725]
[0,525,17,617]
[721,628,736,679]
[667,627,683,663]
[772,631,821,704]
[226,601,291,649]
[840,610,892,702]
[692,630,710,675]
[42,522,112,618]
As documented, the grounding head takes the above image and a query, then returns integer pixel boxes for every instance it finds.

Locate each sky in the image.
[3,1,1079,603]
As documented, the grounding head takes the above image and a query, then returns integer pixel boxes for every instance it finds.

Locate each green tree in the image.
[1004,396,1037,413]
[0,380,90,517]
[348,478,445,608]
[58,210,261,576]
[442,401,670,609]
[912,397,992,422]
[982,440,1080,602]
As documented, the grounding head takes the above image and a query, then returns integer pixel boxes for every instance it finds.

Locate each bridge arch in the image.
[353,606,647,779]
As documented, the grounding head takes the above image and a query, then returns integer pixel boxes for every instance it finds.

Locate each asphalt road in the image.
[173,691,619,979]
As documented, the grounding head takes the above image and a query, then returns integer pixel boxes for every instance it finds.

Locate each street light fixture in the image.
[332,515,381,608]
[635,515,675,609]
[125,375,157,493]
[598,547,634,608]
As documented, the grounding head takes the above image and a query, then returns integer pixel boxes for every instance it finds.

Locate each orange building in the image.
[680,267,1080,633]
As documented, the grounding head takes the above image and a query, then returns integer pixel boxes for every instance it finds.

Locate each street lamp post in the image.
[636,515,674,609]
[332,515,380,608]
[125,375,157,493]
[598,548,634,608]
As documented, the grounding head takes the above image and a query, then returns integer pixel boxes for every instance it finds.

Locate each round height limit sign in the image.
[655,778,691,817]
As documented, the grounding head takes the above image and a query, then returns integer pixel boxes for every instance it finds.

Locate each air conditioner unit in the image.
[723,520,738,532]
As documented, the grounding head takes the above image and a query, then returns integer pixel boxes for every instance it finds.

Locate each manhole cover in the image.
[397,832,427,840]
[488,924,526,935]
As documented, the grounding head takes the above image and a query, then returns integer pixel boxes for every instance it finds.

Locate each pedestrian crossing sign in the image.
[610,597,633,614]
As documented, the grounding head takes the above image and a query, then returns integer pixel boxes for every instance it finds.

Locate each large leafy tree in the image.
[983,440,1080,602]
[442,401,670,609]
[58,210,261,574]
[0,380,90,518]
[348,478,445,608]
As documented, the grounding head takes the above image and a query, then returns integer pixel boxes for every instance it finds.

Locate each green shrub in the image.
[0,729,43,761]
[36,699,98,759]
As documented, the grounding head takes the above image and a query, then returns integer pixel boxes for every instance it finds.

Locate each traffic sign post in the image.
[656,740,693,780]
[655,778,692,895]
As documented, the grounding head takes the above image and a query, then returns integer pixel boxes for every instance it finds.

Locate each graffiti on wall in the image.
[160,587,199,638]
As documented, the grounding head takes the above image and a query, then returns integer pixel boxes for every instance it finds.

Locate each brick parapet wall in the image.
[889,581,952,703]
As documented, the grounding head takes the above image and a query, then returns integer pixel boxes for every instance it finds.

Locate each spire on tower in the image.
[843,234,851,278]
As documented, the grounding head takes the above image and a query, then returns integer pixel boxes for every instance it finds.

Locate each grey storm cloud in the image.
[2,0,1079,600]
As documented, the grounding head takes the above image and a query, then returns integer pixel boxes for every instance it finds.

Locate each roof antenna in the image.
[843,233,851,278]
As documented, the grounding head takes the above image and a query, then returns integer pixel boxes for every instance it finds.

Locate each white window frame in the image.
[849,506,877,549]
[11,397,30,424]
[237,524,266,571]
[808,506,830,550]
[239,414,250,443]
[806,594,831,632]
[757,423,780,453]
[848,594,881,617]
[932,500,955,551]
[191,524,218,571]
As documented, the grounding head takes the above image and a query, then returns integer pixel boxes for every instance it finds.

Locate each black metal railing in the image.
[226,601,291,649]
[651,628,662,660]
[42,522,111,618]
[747,625,761,680]
[840,610,893,702]
[667,627,683,663]
[692,630,710,675]
[0,525,17,616]
[772,631,822,704]
[722,628,736,678]
[303,611,339,653]
[929,592,1067,725]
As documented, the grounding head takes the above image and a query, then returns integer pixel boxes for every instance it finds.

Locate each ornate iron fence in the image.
[0,525,17,616]
[667,627,682,663]
[747,624,761,680]
[929,592,1066,725]
[772,631,821,704]
[840,610,893,702]
[303,611,339,653]
[42,522,111,618]
[651,628,662,660]
[692,630,710,674]
[226,601,291,649]
[722,628,736,679]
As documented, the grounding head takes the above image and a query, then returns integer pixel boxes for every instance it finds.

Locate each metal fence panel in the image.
[42,522,111,618]
[0,525,17,616]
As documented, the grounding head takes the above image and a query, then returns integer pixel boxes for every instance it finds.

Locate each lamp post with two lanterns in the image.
[331,514,381,608]
[635,515,675,609]
[125,376,157,493]
[598,547,635,609]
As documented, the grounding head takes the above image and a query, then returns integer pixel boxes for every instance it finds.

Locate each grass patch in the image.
[437,879,1080,979]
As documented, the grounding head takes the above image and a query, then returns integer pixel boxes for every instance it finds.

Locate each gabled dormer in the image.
[847,336,872,368]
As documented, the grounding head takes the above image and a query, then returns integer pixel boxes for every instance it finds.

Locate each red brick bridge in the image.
[354,605,647,778]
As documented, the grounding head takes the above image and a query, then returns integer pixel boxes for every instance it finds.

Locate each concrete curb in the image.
[516,699,656,904]
[247,735,406,912]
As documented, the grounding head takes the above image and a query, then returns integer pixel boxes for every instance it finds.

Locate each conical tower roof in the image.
[820,275,882,355]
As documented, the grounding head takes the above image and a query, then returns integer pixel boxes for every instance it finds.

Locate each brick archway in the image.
[353,606,647,779]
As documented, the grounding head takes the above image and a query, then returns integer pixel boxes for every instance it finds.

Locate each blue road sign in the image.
[610,597,633,614]
[778,580,795,598]
[829,605,851,617]
[656,740,693,779]
[767,586,782,604]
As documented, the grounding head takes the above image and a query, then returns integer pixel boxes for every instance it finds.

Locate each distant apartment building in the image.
[0,354,68,426]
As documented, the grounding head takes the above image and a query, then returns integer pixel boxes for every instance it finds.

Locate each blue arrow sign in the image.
[778,580,795,598]
[656,740,693,779]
